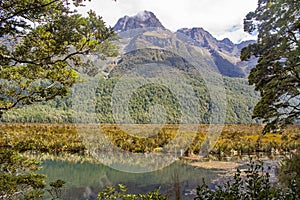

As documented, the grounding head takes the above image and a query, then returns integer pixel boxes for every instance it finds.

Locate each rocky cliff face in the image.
[177,28,248,57]
[177,28,218,49]
[113,11,257,78]
[176,27,257,77]
[114,11,165,32]
[114,10,255,56]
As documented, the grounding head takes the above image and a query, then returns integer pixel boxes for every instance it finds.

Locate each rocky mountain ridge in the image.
[113,10,257,77]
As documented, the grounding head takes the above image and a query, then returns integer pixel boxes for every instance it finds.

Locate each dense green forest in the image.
[1,49,260,124]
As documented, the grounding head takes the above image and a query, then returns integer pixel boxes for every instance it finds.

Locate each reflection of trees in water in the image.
[166,168,181,200]
[38,158,220,199]
[77,124,198,172]
[91,149,177,172]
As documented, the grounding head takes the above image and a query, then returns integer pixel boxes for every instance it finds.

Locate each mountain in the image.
[0,11,260,124]
[114,11,165,32]
[94,12,260,124]
[176,28,257,77]
[177,28,236,55]
[114,11,256,78]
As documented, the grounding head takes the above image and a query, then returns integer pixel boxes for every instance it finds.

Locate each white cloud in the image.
[77,0,258,43]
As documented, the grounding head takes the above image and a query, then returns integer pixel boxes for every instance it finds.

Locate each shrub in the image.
[194,161,299,200]
[97,184,166,200]
[0,149,46,199]
[278,151,300,192]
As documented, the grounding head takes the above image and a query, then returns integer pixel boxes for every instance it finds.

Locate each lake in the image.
[1,123,298,199]
[39,158,225,200]
[38,153,282,200]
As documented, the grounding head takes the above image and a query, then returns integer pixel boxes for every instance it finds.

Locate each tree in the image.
[278,151,300,191]
[0,0,118,117]
[0,149,46,199]
[241,0,300,133]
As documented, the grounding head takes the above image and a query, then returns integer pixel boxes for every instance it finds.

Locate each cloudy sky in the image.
[77,0,258,43]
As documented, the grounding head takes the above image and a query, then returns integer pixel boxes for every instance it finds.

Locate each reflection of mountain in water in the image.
[39,160,220,200]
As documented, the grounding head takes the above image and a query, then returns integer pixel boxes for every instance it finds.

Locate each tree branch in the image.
[1,0,60,23]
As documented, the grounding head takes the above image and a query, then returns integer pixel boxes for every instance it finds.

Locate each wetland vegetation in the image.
[1,122,299,199]
[1,123,299,156]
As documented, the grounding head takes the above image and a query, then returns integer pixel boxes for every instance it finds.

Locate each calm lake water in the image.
[39,154,281,200]
[39,159,223,200]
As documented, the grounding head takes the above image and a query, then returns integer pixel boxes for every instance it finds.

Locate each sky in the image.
[77,0,258,44]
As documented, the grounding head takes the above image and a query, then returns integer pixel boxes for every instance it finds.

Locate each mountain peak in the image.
[114,10,165,32]
[220,38,234,46]
[177,27,217,48]
[135,10,153,21]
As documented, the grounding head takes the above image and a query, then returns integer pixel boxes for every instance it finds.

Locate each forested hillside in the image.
[1,11,261,124]
[1,61,259,124]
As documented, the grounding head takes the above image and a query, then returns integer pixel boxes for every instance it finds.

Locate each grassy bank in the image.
[0,123,299,156]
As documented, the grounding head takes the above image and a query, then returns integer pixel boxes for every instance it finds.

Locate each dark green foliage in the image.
[0,77,260,124]
[95,77,118,123]
[97,184,167,200]
[241,0,300,133]
[100,48,210,124]
[95,48,258,124]
[0,46,260,124]
[96,78,189,124]
[194,161,299,200]
[128,83,182,124]
[278,151,300,191]
[224,77,259,124]
[0,149,46,199]
[46,179,66,200]
[0,0,118,117]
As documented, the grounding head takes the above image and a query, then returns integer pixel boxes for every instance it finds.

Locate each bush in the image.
[0,149,67,200]
[194,161,299,200]
[0,149,46,199]
[97,184,166,200]
[278,151,300,191]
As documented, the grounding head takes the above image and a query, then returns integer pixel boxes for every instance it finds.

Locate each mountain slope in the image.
[0,11,260,124]
[176,28,257,77]
[113,11,256,78]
